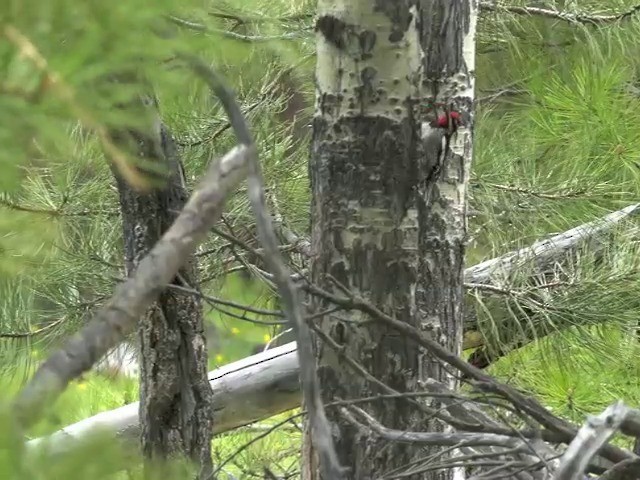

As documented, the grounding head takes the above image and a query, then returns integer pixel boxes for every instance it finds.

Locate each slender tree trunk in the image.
[110,92,214,479]
[417,2,477,478]
[304,1,476,479]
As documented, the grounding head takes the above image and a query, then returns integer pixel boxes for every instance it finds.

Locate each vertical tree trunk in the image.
[304,1,476,479]
[417,2,477,478]
[417,0,477,400]
[110,93,214,479]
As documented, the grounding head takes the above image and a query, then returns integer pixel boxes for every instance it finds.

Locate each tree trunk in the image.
[416,3,476,477]
[110,93,214,478]
[304,1,476,479]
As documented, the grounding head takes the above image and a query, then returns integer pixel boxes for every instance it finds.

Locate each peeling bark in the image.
[306,0,476,478]
[416,3,477,478]
[303,0,474,479]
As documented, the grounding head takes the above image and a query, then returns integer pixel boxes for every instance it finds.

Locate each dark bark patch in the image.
[311,115,419,223]
[316,15,351,50]
[373,0,414,42]
[421,1,471,82]
[329,259,349,288]
[350,234,417,307]
[355,66,378,109]
[318,92,343,118]
[358,30,377,59]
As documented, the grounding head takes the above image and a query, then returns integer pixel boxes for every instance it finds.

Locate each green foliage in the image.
[0,0,311,473]
[3,0,640,477]
[470,1,640,368]
[491,325,640,449]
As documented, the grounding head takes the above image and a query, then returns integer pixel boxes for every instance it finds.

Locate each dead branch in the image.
[30,340,640,478]
[183,56,343,480]
[11,144,251,431]
[479,2,640,25]
[554,402,635,480]
[342,404,524,448]
[302,282,638,469]
[465,203,640,286]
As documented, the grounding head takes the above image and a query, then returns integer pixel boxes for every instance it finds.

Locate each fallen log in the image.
[27,342,300,457]
[464,203,640,285]
[463,202,640,363]
[28,204,640,457]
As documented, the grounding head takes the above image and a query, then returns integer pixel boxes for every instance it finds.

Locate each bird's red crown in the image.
[435,111,461,128]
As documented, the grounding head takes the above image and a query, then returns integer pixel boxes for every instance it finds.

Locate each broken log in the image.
[27,342,300,457]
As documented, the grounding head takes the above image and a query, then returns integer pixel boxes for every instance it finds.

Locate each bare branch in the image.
[29,342,640,478]
[0,196,118,217]
[204,3,640,28]
[11,144,251,430]
[554,402,628,480]
[183,55,344,480]
[479,2,640,25]
[465,203,640,286]
[343,405,524,449]
[165,15,309,42]
[599,457,640,480]
[302,282,636,467]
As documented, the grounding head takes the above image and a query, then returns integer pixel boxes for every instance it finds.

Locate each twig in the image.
[302,282,637,467]
[271,193,311,258]
[0,319,64,338]
[213,411,304,477]
[183,55,344,480]
[208,10,313,25]
[599,457,640,480]
[342,405,524,449]
[311,325,485,432]
[11,144,251,431]
[487,183,589,200]
[0,197,118,217]
[176,100,262,147]
[165,15,309,42]
[479,2,640,25]
[476,88,526,104]
[167,283,283,317]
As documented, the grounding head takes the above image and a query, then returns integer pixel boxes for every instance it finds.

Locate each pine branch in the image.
[11,144,251,431]
[480,2,640,26]
[183,55,344,480]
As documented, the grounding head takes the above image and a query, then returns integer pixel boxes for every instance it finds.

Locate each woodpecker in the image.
[420,111,461,183]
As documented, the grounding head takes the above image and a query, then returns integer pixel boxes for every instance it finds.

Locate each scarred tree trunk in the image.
[304,1,476,479]
[110,93,214,478]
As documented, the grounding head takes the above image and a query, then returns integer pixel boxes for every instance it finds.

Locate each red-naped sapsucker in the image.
[420,111,460,183]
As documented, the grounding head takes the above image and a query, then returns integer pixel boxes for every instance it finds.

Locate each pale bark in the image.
[27,343,300,458]
[418,2,477,478]
[554,402,628,480]
[305,0,477,478]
